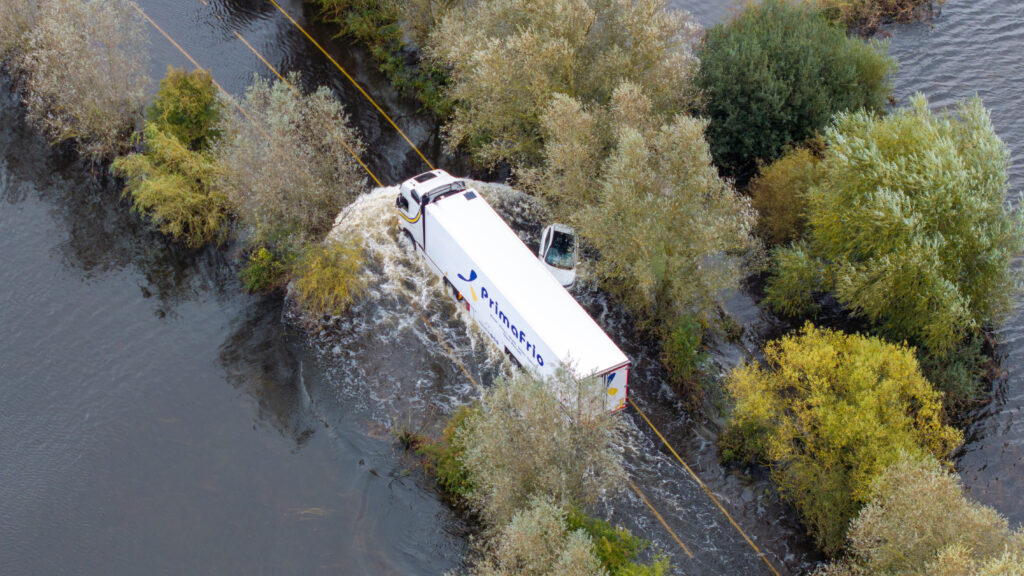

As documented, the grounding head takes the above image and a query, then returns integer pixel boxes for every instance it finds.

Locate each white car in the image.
[538,224,577,288]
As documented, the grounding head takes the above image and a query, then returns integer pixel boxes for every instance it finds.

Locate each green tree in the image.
[113,123,229,248]
[215,73,367,254]
[696,0,893,181]
[816,452,1023,576]
[428,0,700,167]
[148,66,222,151]
[726,324,962,553]
[527,84,759,325]
[17,0,150,161]
[767,95,1024,358]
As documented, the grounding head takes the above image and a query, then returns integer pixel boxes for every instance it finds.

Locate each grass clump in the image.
[697,0,893,182]
[291,240,366,318]
[15,0,150,162]
[725,324,962,554]
[240,247,290,293]
[812,0,945,31]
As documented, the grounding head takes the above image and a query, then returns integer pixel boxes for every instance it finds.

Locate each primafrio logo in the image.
[458,269,545,367]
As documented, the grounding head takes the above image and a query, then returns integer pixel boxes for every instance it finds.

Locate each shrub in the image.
[240,247,290,293]
[291,240,366,318]
[769,95,1024,357]
[696,0,893,181]
[17,0,149,162]
[417,404,477,502]
[529,84,760,325]
[816,452,1021,576]
[466,498,607,576]
[726,324,962,553]
[313,0,453,116]
[762,242,822,317]
[813,0,945,31]
[749,146,821,246]
[0,0,39,63]
[566,509,669,576]
[428,0,700,167]
[661,315,705,392]
[456,369,624,528]
[215,73,367,252]
[113,124,229,249]
[148,66,222,151]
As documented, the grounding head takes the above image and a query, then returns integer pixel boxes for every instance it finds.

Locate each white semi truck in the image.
[394,170,629,412]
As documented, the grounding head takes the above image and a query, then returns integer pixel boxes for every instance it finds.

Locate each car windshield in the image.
[544,230,576,270]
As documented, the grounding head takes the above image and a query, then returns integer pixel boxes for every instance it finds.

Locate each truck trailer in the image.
[394,170,629,412]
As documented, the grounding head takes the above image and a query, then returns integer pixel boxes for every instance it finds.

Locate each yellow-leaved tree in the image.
[725,324,962,553]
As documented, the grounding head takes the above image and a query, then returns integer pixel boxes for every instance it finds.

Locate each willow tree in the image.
[525,83,759,325]
[215,73,367,253]
[428,0,700,167]
[767,95,1023,357]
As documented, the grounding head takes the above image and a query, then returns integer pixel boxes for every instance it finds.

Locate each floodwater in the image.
[1,0,1022,575]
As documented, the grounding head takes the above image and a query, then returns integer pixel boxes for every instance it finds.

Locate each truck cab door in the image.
[396,188,425,248]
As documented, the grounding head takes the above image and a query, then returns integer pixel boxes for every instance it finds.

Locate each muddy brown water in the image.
[2,0,1021,574]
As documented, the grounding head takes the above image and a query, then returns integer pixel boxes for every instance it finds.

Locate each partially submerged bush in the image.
[240,247,290,293]
[417,403,477,502]
[726,324,962,553]
[429,0,700,167]
[0,0,39,63]
[456,369,624,528]
[113,124,229,248]
[215,73,367,252]
[817,452,1022,576]
[148,67,222,151]
[467,498,607,576]
[767,95,1023,358]
[17,0,149,161]
[566,509,669,576]
[813,0,945,31]
[291,240,366,317]
[314,0,454,116]
[697,0,893,181]
[661,315,705,393]
[749,146,822,246]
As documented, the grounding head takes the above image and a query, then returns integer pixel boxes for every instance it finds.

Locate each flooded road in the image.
[2,0,1022,574]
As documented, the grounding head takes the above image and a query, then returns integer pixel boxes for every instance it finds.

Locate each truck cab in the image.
[395,170,467,250]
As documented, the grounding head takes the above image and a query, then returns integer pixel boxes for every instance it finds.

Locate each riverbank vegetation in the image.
[5,0,1023,571]
[813,0,946,31]
[1,0,150,162]
[764,95,1022,405]
[411,371,668,575]
[723,325,962,553]
[697,0,894,183]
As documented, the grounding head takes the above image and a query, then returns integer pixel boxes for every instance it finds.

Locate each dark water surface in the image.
[2,0,1022,575]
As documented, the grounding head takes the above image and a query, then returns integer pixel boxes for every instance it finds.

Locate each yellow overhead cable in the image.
[232,31,383,188]
[265,0,435,172]
[627,478,694,558]
[134,6,732,569]
[629,397,782,576]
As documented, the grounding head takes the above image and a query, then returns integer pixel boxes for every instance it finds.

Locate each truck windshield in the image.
[544,230,576,270]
